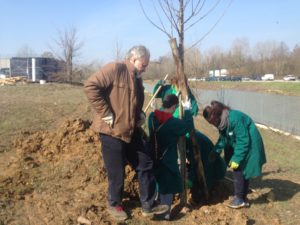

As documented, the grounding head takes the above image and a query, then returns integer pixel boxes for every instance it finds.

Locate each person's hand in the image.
[136,112,146,127]
[186,158,190,165]
[150,99,158,109]
[208,151,219,162]
[102,113,114,126]
[229,161,239,169]
[181,96,191,110]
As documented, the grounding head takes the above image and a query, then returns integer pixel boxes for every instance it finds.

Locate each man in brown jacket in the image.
[84,45,168,221]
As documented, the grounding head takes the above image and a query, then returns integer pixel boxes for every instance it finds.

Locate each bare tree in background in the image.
[53,27,84,82]
[41,51,55,58]
[271,42,289,77]
[229,38,250,75]
[185,47,203,77]
[290,45,300,75]
[254,41,278,76]
[144,55,176,79]
[113,40,124,62]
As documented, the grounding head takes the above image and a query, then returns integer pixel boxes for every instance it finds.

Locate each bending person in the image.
[153,77,199,117]
[185,130,227,204]
[203,100,266,209]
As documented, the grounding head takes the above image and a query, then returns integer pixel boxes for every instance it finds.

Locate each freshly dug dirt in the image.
[0,118,284,225]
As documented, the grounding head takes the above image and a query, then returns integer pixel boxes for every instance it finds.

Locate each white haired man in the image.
[84,45,168,221]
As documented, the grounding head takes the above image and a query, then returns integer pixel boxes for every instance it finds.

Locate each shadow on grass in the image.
[219,170,300,204]
[251,176,300,204]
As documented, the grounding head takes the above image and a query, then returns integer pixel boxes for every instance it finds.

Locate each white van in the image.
[261,74,274,81]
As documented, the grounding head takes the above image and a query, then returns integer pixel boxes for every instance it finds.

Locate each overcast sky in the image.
[0,0,299,64]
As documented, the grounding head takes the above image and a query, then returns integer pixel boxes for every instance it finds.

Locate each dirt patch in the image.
[0,118,293,225]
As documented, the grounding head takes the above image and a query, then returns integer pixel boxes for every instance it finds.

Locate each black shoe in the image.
[142,204,169,217]
[227,197,248,209]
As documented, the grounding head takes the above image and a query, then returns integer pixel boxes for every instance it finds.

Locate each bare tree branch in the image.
[162,0,178,14]
[186,0,234,51]
[185,0,222,31]
[152,0,169,34]
[139,0,172,38]
[184,0,204,25]
[183,0,192,11]
[162,0,180,35]
[157,0,175,29]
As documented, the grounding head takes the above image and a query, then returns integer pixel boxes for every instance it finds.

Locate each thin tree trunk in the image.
[169,37,188,205]
[169,37,209,204]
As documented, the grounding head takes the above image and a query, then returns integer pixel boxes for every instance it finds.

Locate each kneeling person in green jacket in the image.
[185,130,227,204]
[203,100,266,209]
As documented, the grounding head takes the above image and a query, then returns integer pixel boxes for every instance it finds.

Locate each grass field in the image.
[0,82,300,224]
[0,83,90,151]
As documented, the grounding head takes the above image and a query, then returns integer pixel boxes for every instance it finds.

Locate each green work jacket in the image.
[148,110,194,194]
[186,130,226,190]
[214,110,266,179]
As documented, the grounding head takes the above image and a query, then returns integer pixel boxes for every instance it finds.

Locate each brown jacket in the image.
[84,60,144,143]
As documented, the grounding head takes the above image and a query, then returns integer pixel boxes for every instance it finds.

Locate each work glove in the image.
[181,96,191,110]
[102,113,114,126]
[229,161,239,170]
[177,158,190,165]
[208,151,219,163]
[136,112,146,127]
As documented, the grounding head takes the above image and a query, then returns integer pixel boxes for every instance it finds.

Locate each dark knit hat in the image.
[162,94,179,109]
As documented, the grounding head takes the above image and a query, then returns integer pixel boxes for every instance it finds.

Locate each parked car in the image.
[261,74,274,81]
[219,76,231,81]
[242,77,251,81]
[230,76,242,81]
[283,75,296,81]
[205,77,218,81]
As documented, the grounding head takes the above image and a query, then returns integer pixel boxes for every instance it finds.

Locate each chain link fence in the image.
[144,83,300,136]
[194,88,300,136]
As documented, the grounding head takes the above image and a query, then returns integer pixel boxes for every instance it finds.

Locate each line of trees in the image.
[13,36,300,82]
[144,38,300,80]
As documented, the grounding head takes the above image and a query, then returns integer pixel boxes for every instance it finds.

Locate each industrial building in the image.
[0,57,62,81]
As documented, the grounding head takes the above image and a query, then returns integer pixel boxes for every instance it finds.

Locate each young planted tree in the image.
[139,0,233,205]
